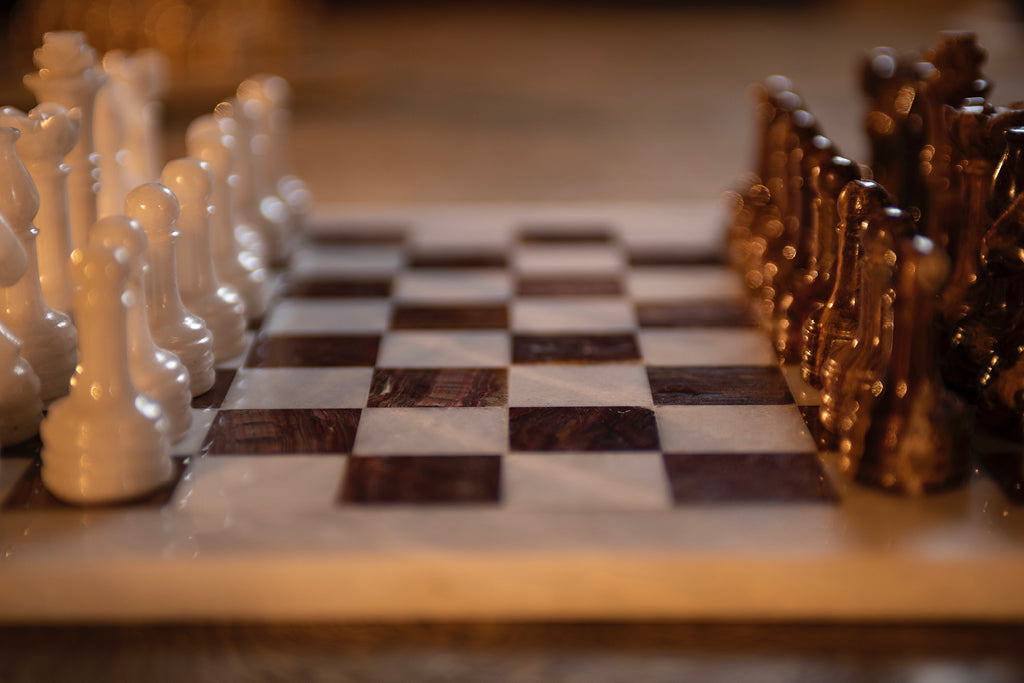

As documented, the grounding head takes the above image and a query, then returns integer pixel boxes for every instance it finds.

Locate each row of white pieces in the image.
[0,160,255,449]
[24,32,308,275]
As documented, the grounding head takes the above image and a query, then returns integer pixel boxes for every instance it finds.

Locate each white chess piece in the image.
[161,158,247,362]
[0,212,43,446]
[0,204,27,286]
[0,104,81,314]
[0,126,77,403]
[215,98,287,266]
[23,31,105,255]
[91,215,192,443]
[134,49,169,182]
[40,243,172,505]
[125,182,216,396]
[0,319,43,446]
[186,114,269,321]
[238,74,310,232]
[93,61,128,219]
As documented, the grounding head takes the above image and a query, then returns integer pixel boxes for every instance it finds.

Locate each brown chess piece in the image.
[944,127,1024,399]
[820,207,913,436]
[759,109,828,332]
[939,102,1024,331]
[801,179,890,388]
[917,32,991,253]
[861,46,931,208]
[727,79,801,284]
[841,235,972,495]
[775,155,859,363]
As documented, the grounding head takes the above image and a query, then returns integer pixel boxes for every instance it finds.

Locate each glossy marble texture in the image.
[202,408,360,455]
[509,406,659,451]
[391,304,508,330]
[635,301,756,328]
[245,333,380,367]
[516,276,623,297]
[340,454,501,504]
[663,451,837,503]
[512,333,640,363]
[368,368,507,407]
[647,366,794,405]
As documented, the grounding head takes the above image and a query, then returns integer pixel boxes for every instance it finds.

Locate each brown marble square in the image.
[340,454,501,504]
[636,301,756,328]
[798,405,839,452]
[391,305,508,330]
[201,408,360,455]
[409,252,508,268]
[1,457,189,510]
[647,366,793,405]
[516,277,623,297]
[979,451,1024,504]
[663,451,838,503]
[191,369,237,410]
[509,406,659,451]
[303,225,407,245]
[628,248,726,266]
[513,334,640,364]
[368,368,508,407]
[245,334,380,367]
[518,225,615,243]
[281,277,392,298]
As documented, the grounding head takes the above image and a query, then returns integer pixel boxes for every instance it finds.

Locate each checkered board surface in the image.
[1,202,1023,621]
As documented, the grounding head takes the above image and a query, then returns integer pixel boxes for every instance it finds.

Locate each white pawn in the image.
[40,244,172,504]
[0,126,77,403]
[0,104,80,314]
[215,98,286,266]
[125,183,216,397]
[93,60,129,219]
[0,212,43,446]
[23,31,105,255]
[238,74,310,232]
[161,158,248,361]
[91,216,192,443]
[186,115,269,321]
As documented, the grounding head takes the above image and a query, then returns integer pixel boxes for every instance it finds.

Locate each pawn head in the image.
[186,116,233,174]
[125,183,179,236]
[837,179,890,221]
[90,215,147,264]
[161,158,212,205]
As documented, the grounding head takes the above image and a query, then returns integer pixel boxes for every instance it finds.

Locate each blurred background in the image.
[1,0,1024,206]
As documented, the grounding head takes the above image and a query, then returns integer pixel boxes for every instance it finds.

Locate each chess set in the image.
[0,32,1023,622]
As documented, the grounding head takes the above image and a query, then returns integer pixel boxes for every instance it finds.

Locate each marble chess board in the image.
[1,202,1022,622]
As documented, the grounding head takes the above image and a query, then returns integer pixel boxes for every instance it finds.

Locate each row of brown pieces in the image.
[724,33,1023,494]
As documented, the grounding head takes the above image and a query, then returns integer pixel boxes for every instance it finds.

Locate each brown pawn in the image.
[801,180,890,388]
[774,155,859,362]
[757,109,825,327]
[917,32,991,252]
[739,89,804,291]
[725,78,794,273]
[820,207,913,436]
[841,235,972,495]
[861,46,931,208]
[944,127,1024,399]
[940,103,1024,330]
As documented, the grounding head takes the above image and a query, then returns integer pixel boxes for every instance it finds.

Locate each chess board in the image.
[1,201,1023,622]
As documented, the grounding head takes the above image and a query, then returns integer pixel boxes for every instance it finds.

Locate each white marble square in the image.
[503,452,671,511]
[213,331,256,370]
[290,246,404,276]
[394,270,511,302]
[655,405,816,453]
[377,331,510,367]
[353,407,507,455]
[781,364,821,406]
[514,245,624,275]
[264,299,390,334]
[627,266,744,301]
[172,408,218,457]
[639,329,776,366]
[172,455,347,522]
[221,368,373,409]
[512,299,636,332]
[509,365,652,407]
